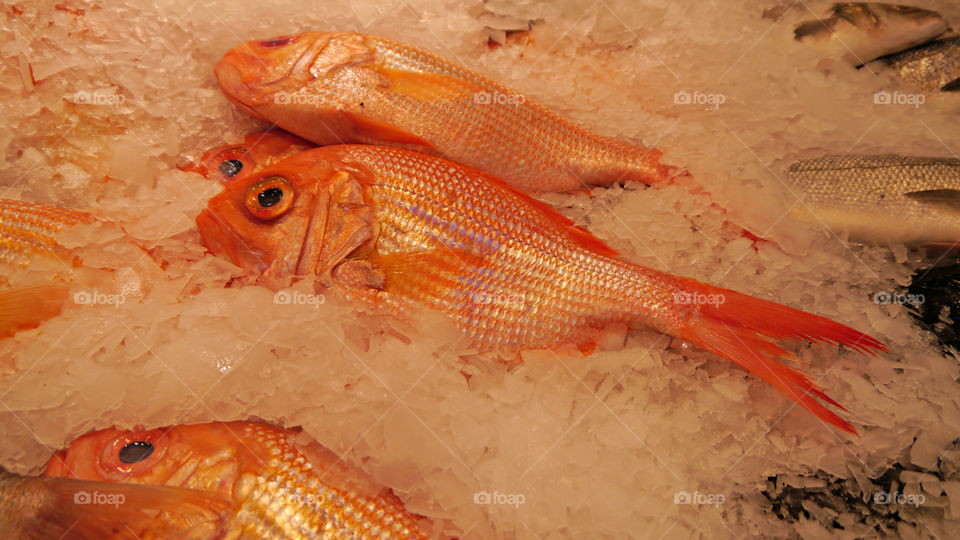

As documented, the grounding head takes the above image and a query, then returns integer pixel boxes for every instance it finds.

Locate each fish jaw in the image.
[196,208,258,270]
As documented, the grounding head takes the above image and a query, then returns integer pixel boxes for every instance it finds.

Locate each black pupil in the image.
[118,441,154,464]
[219,159,243,177]
[258,187,283,208]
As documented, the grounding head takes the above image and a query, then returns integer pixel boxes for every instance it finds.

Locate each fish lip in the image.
[197,209,246,268]
[215,35,327,109]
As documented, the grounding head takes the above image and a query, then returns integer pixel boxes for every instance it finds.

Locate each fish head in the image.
[180,130,315,184]
[43,422,287,494]
[215,33,381,145]
[197,148,359,285]
[796,3,948,65]
[214,34,319,118]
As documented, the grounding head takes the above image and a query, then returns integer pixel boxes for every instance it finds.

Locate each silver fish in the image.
[794,3,948,65]
[884,37,960,92]
[786,154,960,244]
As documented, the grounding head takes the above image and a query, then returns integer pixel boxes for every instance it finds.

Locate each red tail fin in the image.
[673,278,886,434]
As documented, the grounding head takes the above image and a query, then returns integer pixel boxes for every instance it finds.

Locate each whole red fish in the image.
[214,32,678,193]
[196,145,885,433]
[44,420,432,539]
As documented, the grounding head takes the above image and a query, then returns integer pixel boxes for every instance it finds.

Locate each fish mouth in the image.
[196,209,248,269]
[214,58,272,115]
[214,35,327,110]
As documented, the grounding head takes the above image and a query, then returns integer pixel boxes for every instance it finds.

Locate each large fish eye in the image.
[219,159,244,178]
[258,36,297,48]
[245,175,295,220]
[119,441,154,464]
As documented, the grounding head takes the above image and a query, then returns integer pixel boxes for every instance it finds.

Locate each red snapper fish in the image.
[0,198,97,338]
[196,145,886,433]
[214,32,678,194]
[1,466,225,539]
[44,420,432,539]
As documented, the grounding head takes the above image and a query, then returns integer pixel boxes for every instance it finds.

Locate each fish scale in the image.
[0,198,91,267]
[885,37,960,92]
[224,423,425,539]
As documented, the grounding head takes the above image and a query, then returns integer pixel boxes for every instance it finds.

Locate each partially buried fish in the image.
[794,3,948,66]
[786,154,960,245]
[197,145,886,433]
[0,198,97,338]
[884,36,960,92]
[214,32,677,194]
[0,465,226,539]
[43,420,432,539]
[180,129,315,184]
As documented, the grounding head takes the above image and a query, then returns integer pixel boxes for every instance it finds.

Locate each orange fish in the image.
[44,420,432,539]
[196,145,886,433]
[214,32,678,194]
[1,466,226,540]
[0,198,97,338]
[180,129,315,184]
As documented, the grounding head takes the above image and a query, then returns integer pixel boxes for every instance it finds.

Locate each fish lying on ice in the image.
[44,420,433,539]
[0,465,226,539]
[794,3,948,65]
[786,154,960,245]
[883,36,960,92]
[180,129,315,184]
[0,198,97,338]
[214,32,679,194]
[196,145,886,433]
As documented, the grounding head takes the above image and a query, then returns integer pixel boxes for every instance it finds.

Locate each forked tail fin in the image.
[673,278,886,434]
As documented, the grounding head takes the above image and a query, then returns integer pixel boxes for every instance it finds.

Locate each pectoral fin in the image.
[370,248,489,301]
[342,111,434,148]
[904,189,960,214]
[0,285,69,338]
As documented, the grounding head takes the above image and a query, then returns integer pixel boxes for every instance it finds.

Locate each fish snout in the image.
[196,209,242,267]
